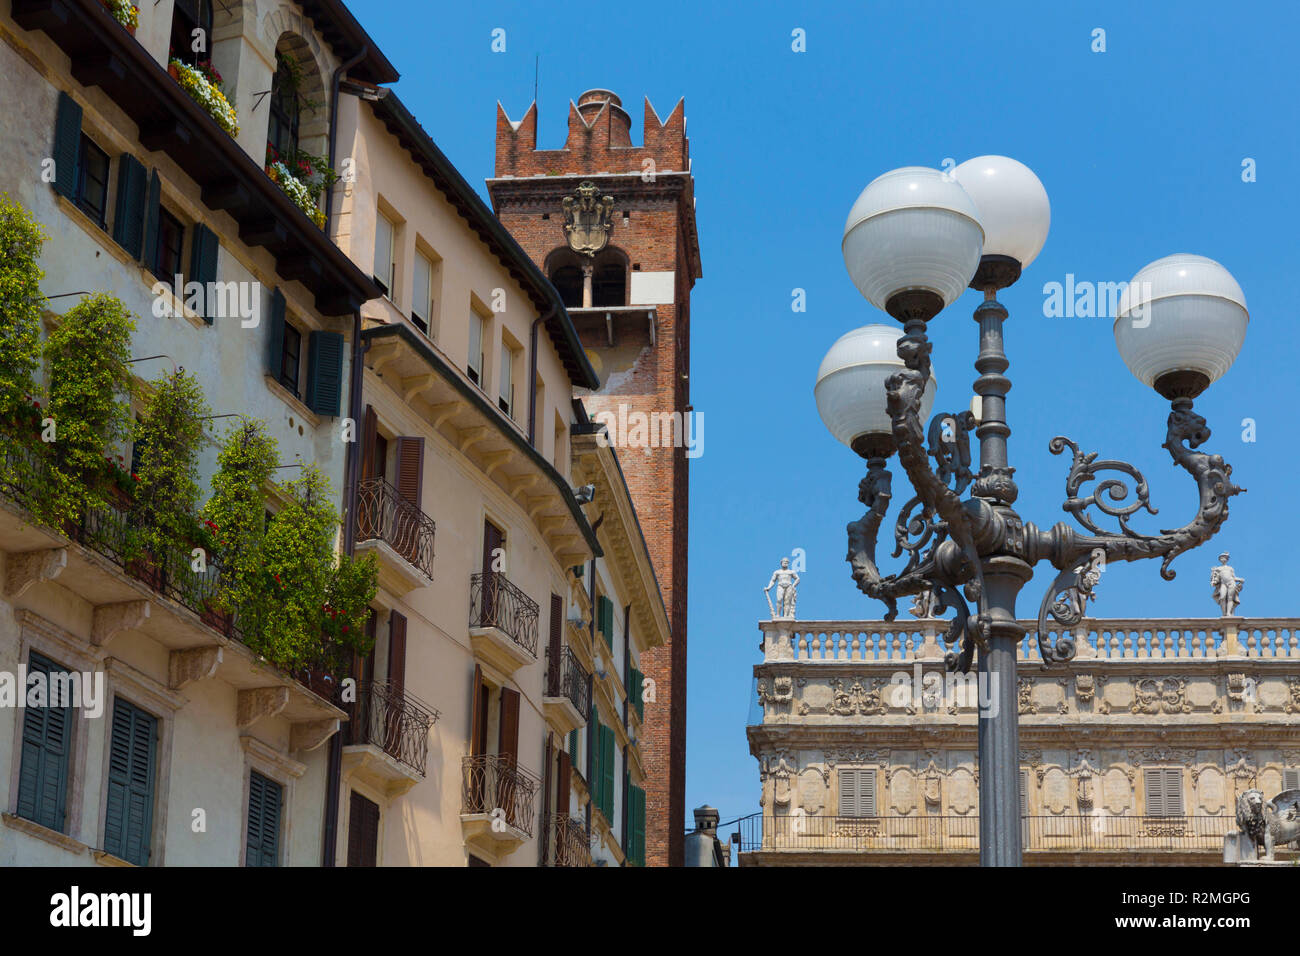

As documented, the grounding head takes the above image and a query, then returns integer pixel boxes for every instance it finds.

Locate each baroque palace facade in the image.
[0,0,670,867]
[743,610,1300,866]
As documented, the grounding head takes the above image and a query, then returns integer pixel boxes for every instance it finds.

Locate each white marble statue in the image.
[909,589,942,619]
[1211,552,1244,617]
[765,558,799,620]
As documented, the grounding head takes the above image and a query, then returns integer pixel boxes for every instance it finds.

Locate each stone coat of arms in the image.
[562,181,615,257]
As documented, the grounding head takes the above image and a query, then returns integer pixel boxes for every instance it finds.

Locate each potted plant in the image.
[169,57,239,136]
[100,0,139,35]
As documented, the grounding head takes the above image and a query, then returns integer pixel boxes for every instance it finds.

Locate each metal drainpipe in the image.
[585,513,604,828]
[325,46,369,236]
[322,307,366,867]
[527,309,555,447]
[540,731,553,866]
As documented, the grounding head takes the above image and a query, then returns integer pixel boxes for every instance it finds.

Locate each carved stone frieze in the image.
[1131,677,1192,715]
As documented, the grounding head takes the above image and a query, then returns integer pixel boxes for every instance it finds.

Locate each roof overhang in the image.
[370,93,599,390]
[13,0,382,316]
[362,322,601,563]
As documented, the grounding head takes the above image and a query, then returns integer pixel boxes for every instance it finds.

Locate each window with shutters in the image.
[1285,768,1300,791]
[412,247,440,337]
[1143,768,1185,818]
[76,136,109,225]
[499,338,518,418]
[837,768,878,818]
[374,210,396,299]
[150,207,185,283]
[596,594,615,650]
[278,320,303,398]
[468,307,488,388]
[304,330,345,416]
[346,791,381,867]
[103,698,158,866]
[245,771,283,867]
[16,651,74,833]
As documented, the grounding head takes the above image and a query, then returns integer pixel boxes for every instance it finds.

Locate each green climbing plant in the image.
[202,418,277,627]
[258,464,376,672]
[0,195,47,441]
[133,369,210,564]
[38,293,134,529]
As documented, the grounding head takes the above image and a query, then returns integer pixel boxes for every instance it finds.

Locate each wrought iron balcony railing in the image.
[546,643,591,716]
[547,814,592,867]
[732,813,1249,854]
[0,432,349,687]
[348,680,438,776]
[469,571,539,657]
[461,754,541,837]
[356,477,435,578]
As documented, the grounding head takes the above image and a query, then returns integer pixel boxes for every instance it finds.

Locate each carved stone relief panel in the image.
[1042,767,1070,815]
[1184,676,1219,711]
[949,768,977,815]
[798,767,825,815]
[1032,680,1066,715]
[801,681,832,714]
[890,768,917,816]
[1194,766,1226,815]
[1103,768,1132,814]
[1102,679,1133,714]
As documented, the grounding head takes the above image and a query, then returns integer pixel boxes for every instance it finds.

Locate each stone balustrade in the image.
[760,618,1300,664]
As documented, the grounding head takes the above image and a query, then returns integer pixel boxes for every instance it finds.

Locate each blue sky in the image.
[362,0,1300,825]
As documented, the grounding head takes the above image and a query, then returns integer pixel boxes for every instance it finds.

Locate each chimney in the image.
[693,804,720,838]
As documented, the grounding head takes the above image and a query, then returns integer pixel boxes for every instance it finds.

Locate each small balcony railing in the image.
[469,572,539,657]
[546,643,591,716]
[461,754,540,837]
[356,477,435,578]
[348,680,438,776]
[547,814,592,867]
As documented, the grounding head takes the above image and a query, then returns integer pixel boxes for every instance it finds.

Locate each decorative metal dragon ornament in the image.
[846,299,1244,674]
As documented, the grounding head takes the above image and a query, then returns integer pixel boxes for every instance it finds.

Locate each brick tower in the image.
[489,90,700,866]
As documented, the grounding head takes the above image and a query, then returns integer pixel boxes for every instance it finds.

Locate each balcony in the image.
[469,572,539,676]
[460,754,541,856]
[732,814,1273,865]
[341,681,438,798]
[546,814,592,867]
[544,644,590,736]
[354,478,435,594]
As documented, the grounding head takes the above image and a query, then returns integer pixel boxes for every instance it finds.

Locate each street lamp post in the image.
[815,158,1249,866]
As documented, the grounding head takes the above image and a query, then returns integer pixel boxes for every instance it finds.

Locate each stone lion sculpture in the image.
[1235,788,1300,861]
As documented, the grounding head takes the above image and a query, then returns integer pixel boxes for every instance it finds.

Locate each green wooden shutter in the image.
[189,223,219,324]
[568,729,579,767]
[52,91,82,201]
[305,330,344,416]
[103,698,157,866]
[16,652,72,832]
[111,154,148,258]
[597,595,614,649]
[630,668,644,721]
[141,170,162,269]
[267,288,286,380]
[589,720,601,814]
[629,784,645,866]
[246,771,283,866]
[601,724,615,821]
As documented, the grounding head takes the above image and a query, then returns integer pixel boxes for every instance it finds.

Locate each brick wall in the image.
[489,90,700,866]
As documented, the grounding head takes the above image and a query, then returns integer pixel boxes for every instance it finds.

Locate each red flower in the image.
[131,473,138,481]
[342,625,349,633]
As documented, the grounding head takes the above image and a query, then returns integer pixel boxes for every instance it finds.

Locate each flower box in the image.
[265,161,327,229]
[169,59,239,136]
[100,0,138,35]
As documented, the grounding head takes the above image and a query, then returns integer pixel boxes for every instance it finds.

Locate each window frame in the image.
[151,205,186,283]
[169,0,215,70]
[278,319,303,398]
[411,249,434,335]
[75,134,109,226]
[267,50,301,159]
[373,211,396,300]
[467,310,486,388]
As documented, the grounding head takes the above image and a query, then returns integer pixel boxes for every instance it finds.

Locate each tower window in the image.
[551,265,583,309]
[592,263,625,307]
